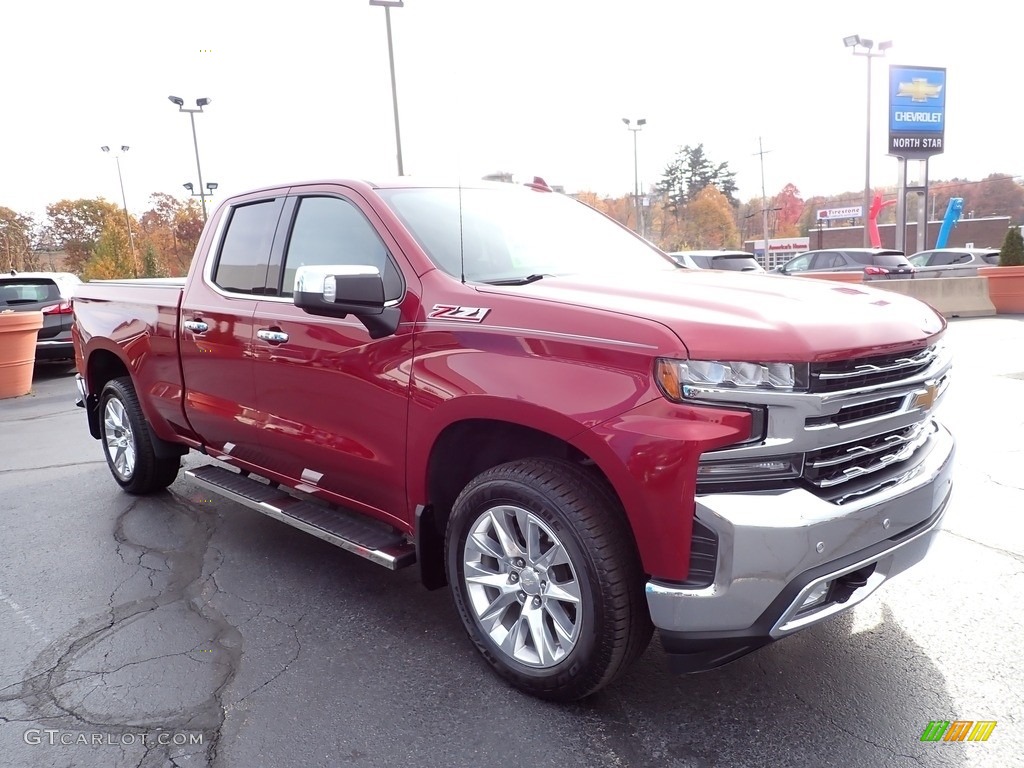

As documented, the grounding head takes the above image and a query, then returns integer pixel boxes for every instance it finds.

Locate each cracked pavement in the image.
[2,318,1022,768]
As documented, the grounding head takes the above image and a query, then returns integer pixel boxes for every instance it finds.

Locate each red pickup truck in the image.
[72,178,954,701]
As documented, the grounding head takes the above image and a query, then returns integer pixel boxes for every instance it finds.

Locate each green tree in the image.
[657,144,738,213]
[45,198,122,273]
[1000,225,1024,266]
[0,206,36,271]
[141,244,162,278]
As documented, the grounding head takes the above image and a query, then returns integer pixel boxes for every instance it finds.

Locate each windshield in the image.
[379,187,675,282]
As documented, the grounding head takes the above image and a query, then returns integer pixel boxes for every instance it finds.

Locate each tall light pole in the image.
[622,118,646,237]
[100,145,139,277]
[844,35,893,247]
[168,96,212,220]
[370,0,405,176]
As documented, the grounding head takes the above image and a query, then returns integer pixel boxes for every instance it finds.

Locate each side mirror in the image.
[293,265,400,339]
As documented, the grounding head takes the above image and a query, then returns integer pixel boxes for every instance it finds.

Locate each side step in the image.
[185,465,416,570]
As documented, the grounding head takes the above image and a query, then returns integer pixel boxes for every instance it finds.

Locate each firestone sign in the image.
[888,65,946,157]
[816,206,863,221]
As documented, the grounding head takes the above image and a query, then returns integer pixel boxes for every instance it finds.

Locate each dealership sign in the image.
[816,206,863,221]
[888,65,946,157]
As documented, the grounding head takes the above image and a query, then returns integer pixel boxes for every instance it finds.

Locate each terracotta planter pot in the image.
[0,310,44,399]
[979,265,1024,314]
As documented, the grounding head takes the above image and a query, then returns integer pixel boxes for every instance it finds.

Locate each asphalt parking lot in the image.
[1,317,1022,768]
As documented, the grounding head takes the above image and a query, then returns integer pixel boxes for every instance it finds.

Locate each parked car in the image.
[908,248,1000,278]
[0,271,81,360]
[775,248,916,280]
[669,250,765,272]
[72,178,953,701]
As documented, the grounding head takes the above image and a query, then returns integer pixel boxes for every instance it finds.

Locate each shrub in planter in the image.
[1000,226,1024,266]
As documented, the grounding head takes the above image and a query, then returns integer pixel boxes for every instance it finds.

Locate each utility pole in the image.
[755,137,772,268]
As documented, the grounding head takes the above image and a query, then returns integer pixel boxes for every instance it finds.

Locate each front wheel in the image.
[446,458,652,701]
[99,377,180,494]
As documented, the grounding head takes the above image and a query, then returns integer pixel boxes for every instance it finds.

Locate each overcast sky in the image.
[1,0,1017,221]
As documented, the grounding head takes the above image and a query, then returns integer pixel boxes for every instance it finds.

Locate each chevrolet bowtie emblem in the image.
[912,382,939,410]
[897,78,943,102]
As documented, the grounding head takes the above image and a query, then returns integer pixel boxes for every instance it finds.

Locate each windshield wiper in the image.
[483,274,548,286]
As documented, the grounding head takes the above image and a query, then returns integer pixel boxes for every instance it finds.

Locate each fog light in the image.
[800,581,831,610]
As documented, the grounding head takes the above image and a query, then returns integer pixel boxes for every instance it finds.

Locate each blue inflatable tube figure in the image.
[935,198,964,248]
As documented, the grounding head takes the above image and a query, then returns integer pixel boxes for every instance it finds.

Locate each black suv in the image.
[775,249,915,280]
[0,271,82,360]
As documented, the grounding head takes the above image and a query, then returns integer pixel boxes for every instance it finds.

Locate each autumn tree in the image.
[673,185,740,250]
[0,207,36,271]
[773,183,804,238]
[44,198,123,273]
[657,144,738,213]
[137,193,204,275]
[81,214,135,280]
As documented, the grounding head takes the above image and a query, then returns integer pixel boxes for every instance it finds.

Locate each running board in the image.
[185,465,416,570]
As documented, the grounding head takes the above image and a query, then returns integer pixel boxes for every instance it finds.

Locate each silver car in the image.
[669,250,765,272]
[0,271,82,360]
[908,248,1000,278]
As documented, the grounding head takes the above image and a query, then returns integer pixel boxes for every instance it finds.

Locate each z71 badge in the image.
[428,304,491,323]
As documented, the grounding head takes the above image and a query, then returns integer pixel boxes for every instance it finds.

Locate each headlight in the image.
[656,358,808,400]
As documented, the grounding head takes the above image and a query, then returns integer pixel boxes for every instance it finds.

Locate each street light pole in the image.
[370,0,405,176]
[168,96,212,220]
[844,35,892,247]
[101,145,139,277]
[622,117,646,237]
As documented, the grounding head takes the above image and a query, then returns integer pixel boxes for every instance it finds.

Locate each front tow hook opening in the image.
[829,563,877,604]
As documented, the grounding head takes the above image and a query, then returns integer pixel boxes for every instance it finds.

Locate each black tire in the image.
[445,458,652,701]
[98,377,180,494]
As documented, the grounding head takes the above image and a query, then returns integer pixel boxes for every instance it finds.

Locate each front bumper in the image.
[647,419,954,672]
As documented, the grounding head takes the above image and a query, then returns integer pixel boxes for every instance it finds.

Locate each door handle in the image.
[257,329,289,344]
[183,320,209,333]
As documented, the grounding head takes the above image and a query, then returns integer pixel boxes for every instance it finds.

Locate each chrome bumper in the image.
[647,419,954,642]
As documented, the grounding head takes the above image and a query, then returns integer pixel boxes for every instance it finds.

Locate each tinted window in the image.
[983,253,1000,265]
[691,255,712,269]
[929,252,963,266]
[214,200,283,294]
[709,255,762,271]
[847,253,874,265]
[811,252,847,270]
[0,279,60,306]
[875,254,912,267]
[909,252,932,266]
[782,253,813,272]
[280,196,402,300]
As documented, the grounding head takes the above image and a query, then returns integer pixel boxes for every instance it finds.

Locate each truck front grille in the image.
[803,421,932,488]
[805,395,905,428]
[810,345,936,393]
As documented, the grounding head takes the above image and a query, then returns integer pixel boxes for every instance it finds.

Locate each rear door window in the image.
[710,255,762,271]
[811,252,847,270]
[928,251,963,266]
[212,199,285,294]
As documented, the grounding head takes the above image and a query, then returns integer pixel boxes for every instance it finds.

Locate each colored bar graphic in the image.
[944,721,973,741]
[921,721,949,742]
[920,720,996,742]
[968,722,997,742]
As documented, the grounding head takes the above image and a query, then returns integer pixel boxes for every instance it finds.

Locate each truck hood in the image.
[478,270,945,362]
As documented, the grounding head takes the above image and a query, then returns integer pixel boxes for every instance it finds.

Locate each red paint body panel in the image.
[72,178,947,583]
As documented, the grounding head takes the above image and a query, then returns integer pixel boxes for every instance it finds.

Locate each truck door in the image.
[250,189,416,527]
[180,194,287,465]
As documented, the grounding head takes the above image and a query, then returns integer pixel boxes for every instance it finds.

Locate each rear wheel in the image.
[446,458,652,701]
[99,377,180,494]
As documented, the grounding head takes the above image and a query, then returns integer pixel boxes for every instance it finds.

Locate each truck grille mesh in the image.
[810,345,936,393]
[803,421,931,488]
